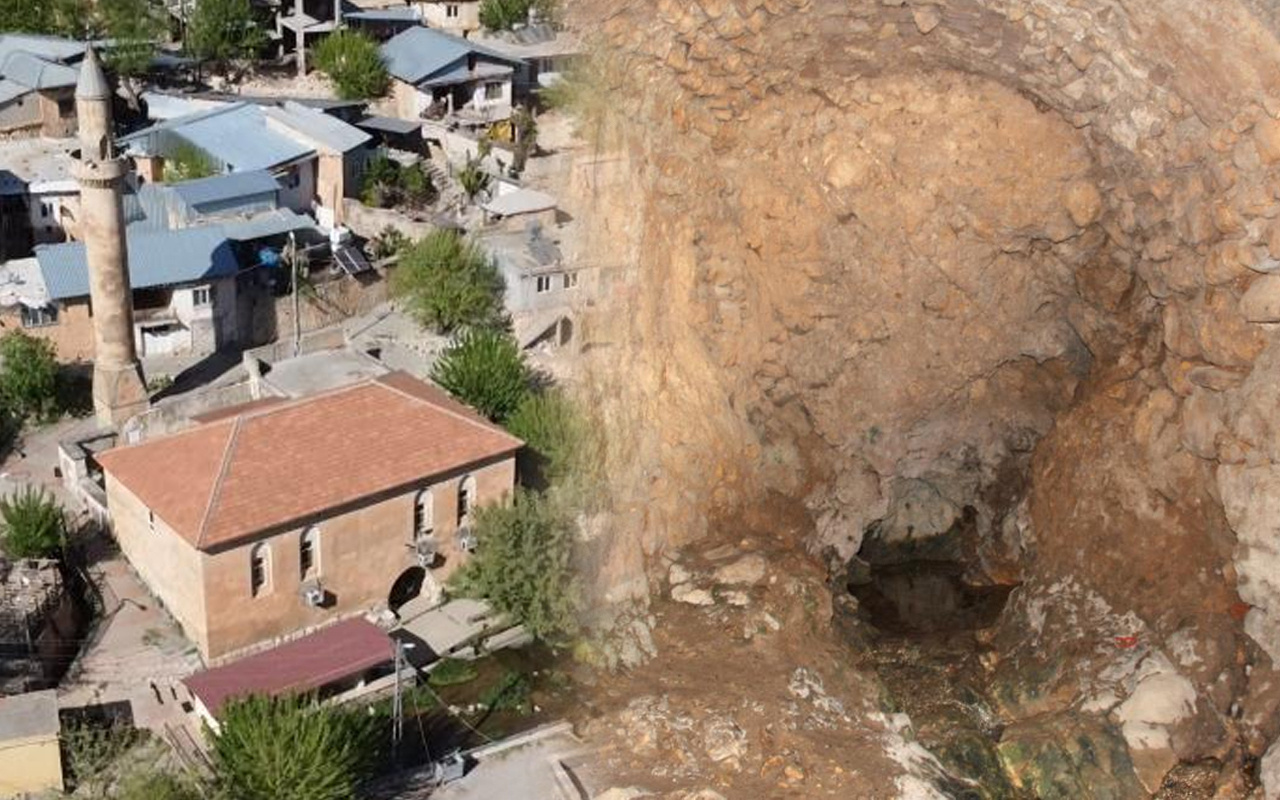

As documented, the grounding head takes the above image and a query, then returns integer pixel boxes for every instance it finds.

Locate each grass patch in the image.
[427,658,479,687]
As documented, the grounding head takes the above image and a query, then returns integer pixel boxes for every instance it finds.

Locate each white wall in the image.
[275,159,318,215]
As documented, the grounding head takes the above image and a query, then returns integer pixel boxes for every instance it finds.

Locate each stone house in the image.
[95,371,521,661]
[0,35,84,139]
[382,26,522,127]
[415,0,482,37]
[482,222,585,348]
[472,24,582,104]
[120,101,373,227]
[0,207,315,361]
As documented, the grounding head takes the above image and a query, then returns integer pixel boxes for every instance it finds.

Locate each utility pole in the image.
[288,232,301,356]
[391,640,404,747]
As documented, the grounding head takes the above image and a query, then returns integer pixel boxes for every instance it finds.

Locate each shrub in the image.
[118,769,204,800]
[360,153,436,210]
[450,490,578,643]
[427,657,478,687]
[370,225,411,260]
[314,30,389,100]
[0,331,58,421]
[506,389,581,485]
[62,720,142,798]
[211,695,380,800]
[479,0,557,31]
[392,231,505,334]
[455,154,492,203]
[0,486,65,559]
[430,328,529,422]
[478,669,532,715]
[164,142,217,182]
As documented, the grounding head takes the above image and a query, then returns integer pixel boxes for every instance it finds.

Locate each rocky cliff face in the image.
[570,0,1280,794]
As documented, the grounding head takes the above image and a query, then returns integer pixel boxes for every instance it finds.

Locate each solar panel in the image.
[334,245,372,276]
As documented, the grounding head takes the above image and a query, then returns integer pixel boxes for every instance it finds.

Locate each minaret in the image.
[74,47,148,427]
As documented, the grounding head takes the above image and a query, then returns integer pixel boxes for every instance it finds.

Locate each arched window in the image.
[250,543,271,597]
[457,475,477,525]
[300,527,319,579]
[414,489,434,540]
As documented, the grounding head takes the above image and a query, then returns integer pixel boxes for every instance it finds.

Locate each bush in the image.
[118,769,204,800]
[478,669,532,715]
[62,720,142,798]
[506,389,581,485]
[211,695,380,800]
[392,231,505,334]
[0,331,57,422]
[360,153,436,210]
[427,657,478,687]
[314,30,389,100]
[370,225,411,261]
[478,0,557,30]
[455,154,492,203]
[0,486,65,559]
[450,490,578,643]
[164,142,217,182]
[430,328,529,423]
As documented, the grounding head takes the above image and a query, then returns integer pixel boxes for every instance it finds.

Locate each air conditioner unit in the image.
[414,537,438,567]
[457,527,477,553]
[300,581,325,607]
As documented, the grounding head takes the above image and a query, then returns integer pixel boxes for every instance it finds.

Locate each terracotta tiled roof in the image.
[184,617,393,715]
[97,372,522,551]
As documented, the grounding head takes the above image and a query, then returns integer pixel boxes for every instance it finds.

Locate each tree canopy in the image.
[450,490,579,642]
[478,0,557,31]
[314,30,389,100]
[187,0,266,66]
[0,486,66,561]
[430,328,530,423]
[211,695,380,800]
[0,332,58,422]
[391,230,505,333]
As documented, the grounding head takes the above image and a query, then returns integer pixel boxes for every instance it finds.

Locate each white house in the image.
[382,26,523,127]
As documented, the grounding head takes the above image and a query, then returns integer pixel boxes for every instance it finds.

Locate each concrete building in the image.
[120,102,373,227]
[382,26,522,127]
[0,138,78,259]
[472,24,582,103]
[0,35,84,139]
[75,46,149,427]
[482,223,583,348]
[415,0,482,37]
[96,371,522,661]
[0,690,64,796]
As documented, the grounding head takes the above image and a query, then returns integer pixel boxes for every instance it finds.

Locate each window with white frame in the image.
[300,526,319,579]
[562,271,578,290]
[250,543,271,597]
[414,489,434,540]
[192,286,211,307]
[535,275,553,293]
[484,82,503,101]
[19,304,57,328]
[446,3,459,17]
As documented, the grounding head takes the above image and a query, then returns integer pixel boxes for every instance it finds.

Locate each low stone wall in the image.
[341,199,437,241]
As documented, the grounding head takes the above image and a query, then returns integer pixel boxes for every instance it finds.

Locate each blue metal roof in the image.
[36,226,240,300]
[381,26,519,85]
[222,208,315,240]
[346,7,420,22]
[171,170,281,211]
[0,35,84,66]
[0,51,78,90]
[264,102,371,153]
[120,103,314,171]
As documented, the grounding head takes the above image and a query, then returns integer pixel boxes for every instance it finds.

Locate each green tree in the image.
[0,0,88,36]
[450,490,578,642]
[314,30,389,100]
[165,142,217,182]
[99,0,166,110]
[0,331,58,422]
[430,328,529,422]
[360,153,436,209]
[118,769,204,800]
[392,231,505,333]
[187,0,266,68]
[0,486,65,559]
[506,389,581,485]
[510,104,537,175]
[211,695,380,800]
[478,0,557,31]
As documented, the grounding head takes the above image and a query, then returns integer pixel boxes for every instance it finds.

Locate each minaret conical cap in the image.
[76,46,111,101]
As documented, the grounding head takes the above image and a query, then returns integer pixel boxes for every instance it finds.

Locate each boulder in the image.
[1065,180,1104,227]
[671,584,716,606]
[1113,661,1197,793]
[712,554,767,585]
[1242,275,1280,322]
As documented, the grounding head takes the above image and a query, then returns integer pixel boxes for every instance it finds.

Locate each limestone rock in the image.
[1241,275,1280,322]
[669,562,692,586]
[671,584,716,606]
[712,554,767,585]
[1256,117,1280,165]
[702,717,748,764]
[911,5,941,34]
[1113,660,1198,793]
[1064,180,1103,227]
[1263,737,1280,800]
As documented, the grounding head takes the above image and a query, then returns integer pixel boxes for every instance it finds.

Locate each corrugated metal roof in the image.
[346,6,419,21]
[356,114,422,135]
[36,225,240,300]
[171,170,281,211]
[0,50,78,90]
[121,103,314,171]
[0,78,28,105]
[222,208,314,240]
[0,34,83,65]
[381,26,519,85]
[419,62,512,89]
[264,101,371,154]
